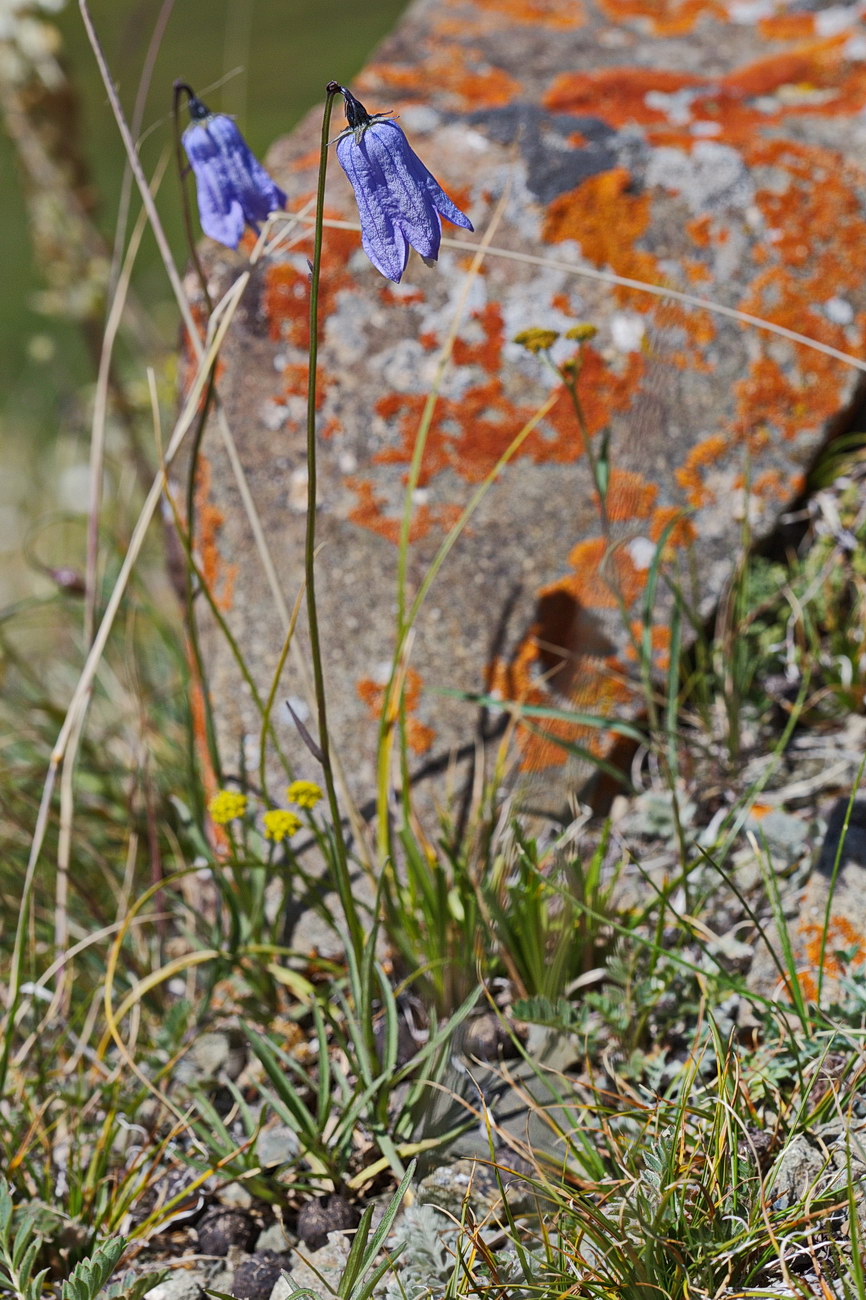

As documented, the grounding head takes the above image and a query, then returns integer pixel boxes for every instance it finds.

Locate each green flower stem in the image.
[549,352,610,538]
[305,84,364,966]
[554,350,660,731]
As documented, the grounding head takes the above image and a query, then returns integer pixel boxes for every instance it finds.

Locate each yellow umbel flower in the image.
[565,323,598,342]
[263,809,302,843]
[208,790,248,825]
[512,327,560,354]
[286,780,323,809]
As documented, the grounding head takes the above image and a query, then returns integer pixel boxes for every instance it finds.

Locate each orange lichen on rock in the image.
[357,668,436,755]
[686,214,714,250]
[347,477,462,544]
[543,168,659,290]
[751,467,804,503]
[194,456,237,614]
[371,337,645,511]
[595,0,726,35]
[674,434,729,507]
[562,536,648,610]
[602,467,658,521]
[380,285,426,307]
[722,136,866,446]
[546,39,866,156]
[624,621,671,671]
[747,141,866,292]
[758,11,816,41]
[262,262,308,346]
[375,380,541,487]
[443,0,585,27]
[544,68,697,127]
[649,504,697,550]
[656,299,716,353]
[723,36,849,101]
[261,221,359,347]
[488,631,633,772]
[452,302,506,374]
[798,915,866,1000]
[733,352,843,446]
[364,45,521,110]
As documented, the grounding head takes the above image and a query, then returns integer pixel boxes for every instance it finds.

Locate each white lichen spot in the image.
[610,312,646,353]
[644,89,696,126]
[625,536,657,570]
[728,0,775,22]
[825,296,855,326]
[816,5,859,37]
[288,466,309,513]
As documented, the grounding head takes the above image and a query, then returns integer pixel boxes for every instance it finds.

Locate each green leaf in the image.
[511,994,583,1032]
[61,1237,127,1300]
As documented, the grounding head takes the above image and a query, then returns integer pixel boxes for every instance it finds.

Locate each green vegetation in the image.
[3,5,866,1300]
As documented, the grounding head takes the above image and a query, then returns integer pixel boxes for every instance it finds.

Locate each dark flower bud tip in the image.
[174,81,210,122]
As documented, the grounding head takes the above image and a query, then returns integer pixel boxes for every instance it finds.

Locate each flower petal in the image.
[362,122,444,262]
[335,107,474,281]
[183,114,286,249]
[366,122,474,235]
[337,132,410,281]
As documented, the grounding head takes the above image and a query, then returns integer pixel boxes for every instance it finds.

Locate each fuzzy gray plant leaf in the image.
[60,1237,128,1300]
[383,1204,457,1300]
[0,1180,50,1300]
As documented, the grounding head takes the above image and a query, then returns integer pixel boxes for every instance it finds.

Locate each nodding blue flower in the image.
[332,84,474,284]
[177,83,286,250]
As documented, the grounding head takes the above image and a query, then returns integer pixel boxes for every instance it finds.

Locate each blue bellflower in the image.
[332,84,474,283]
[177,83,286,250]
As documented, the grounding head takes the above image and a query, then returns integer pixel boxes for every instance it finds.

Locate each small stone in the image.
[256,1124,300,1168]
[232,1251,290,1300]
[461,1012,524,1061]
[195,1207,257,1256]
[255,1223,292,1253]
[418,1156,535,1217]
[145,1276,206,1300]
[216,1182,254,1210]
[296,1194,358,1250]
[282,1233,351,1295]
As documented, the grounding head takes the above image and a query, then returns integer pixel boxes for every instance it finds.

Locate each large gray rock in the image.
[183,0,866,820]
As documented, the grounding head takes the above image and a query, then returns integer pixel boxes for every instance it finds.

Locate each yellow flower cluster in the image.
[263,809,302,843]
[208,790,248,825]
[512,327,560,354]
[286,779,323,809]
[565,323,598,342]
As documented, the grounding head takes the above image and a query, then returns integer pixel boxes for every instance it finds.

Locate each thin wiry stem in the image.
[318,219,866,376]
[304,84,364,966]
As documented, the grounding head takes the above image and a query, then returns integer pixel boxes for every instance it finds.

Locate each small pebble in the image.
[232,1251,290,1300]
[195,1207,257,1256]
[462,1012,524,1061]
[296,1195,358,1250]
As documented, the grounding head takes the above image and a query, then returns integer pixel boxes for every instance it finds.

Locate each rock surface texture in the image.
[186,0,866,812]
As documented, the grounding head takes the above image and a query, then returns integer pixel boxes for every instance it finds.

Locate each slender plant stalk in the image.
[172,81,213,311]
[816,750,866,1005]
[375,193,508,868]
[304,84,364,965]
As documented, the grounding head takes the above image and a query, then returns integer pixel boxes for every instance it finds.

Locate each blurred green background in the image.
[0,0,408,439]
[0,0,407,606]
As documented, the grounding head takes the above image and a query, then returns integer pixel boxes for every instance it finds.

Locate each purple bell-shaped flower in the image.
[178,83,286,250]
[332,84,474,283]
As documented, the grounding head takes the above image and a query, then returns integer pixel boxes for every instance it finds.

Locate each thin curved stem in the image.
[304,84,364,966]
